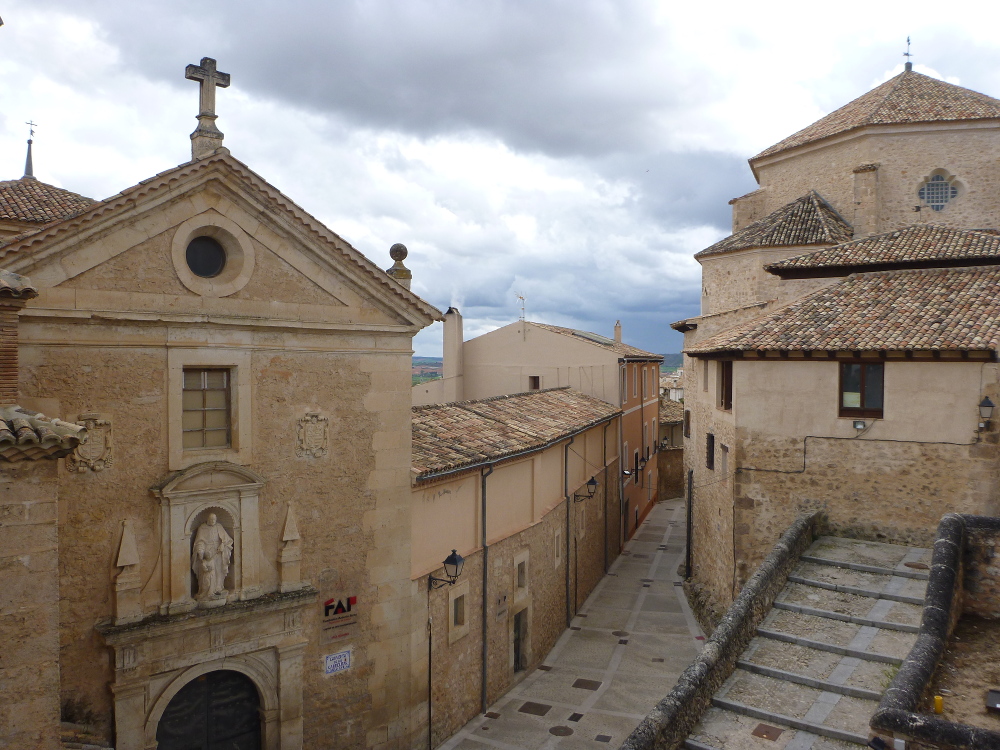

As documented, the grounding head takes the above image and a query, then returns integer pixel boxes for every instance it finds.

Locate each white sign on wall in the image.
[324,648,352,675]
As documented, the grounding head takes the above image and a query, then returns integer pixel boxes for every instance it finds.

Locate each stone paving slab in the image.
[793,562,929,601]
[437,498,703,750]
[805,537,931,570]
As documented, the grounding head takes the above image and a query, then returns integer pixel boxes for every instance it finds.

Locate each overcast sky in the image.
[3,1,1000,355]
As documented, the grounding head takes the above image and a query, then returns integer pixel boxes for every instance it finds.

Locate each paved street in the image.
[439,497,705,750]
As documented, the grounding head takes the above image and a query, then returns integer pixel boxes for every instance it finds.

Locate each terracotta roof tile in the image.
[659,398,684,424]
[754,70,1000,160]
[412,388,620,480]
[686,266,1000,354]
[529,322,662,359]
[0,406,87,462]
[696,192,852,259]
[0,178,96,224]
[767,224,1000,275]
[0,269,37,299]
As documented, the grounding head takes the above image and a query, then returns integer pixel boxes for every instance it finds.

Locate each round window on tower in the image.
[186,236,227,278]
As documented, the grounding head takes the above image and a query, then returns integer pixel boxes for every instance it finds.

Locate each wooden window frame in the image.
[838,361,884,419]
[718,360,733,411]
[182,368,232,449]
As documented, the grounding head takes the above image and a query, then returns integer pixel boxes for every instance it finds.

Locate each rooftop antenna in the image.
[23,120,37,179]
[515,293,525,322]
[903,36,913,72]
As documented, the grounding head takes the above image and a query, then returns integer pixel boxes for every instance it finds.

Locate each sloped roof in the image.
[529,322,662,359]
[0,177,96,224]
[766,224,1000,276]
[0,153,441,323]
[686,266,1000,355]
[412,388,620,480]
[0,406,87,462]
[696,191,852,259]
[754,69,1000,161]
[659,398,684,424]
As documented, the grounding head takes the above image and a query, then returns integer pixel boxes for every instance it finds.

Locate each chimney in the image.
[442,307,464,402]
[385,243,412,290]
[0,270,38,405]
[614,320,622,344]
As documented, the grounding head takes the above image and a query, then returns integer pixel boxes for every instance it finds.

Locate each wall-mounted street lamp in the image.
[638,456,648,471]
[573,476,598,503]
[428,549,465,589]
[980,397,995,431]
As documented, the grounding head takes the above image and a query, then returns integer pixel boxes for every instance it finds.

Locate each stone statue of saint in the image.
[191,513,234,602]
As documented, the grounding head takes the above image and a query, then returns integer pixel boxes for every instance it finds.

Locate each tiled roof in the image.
[0,269,37,299]
[754,70,1000,160]
[0,406,87,462]
[529,322,662,359]
[766,224,1000,276]
[412,388,620,480]
[686,266,1000,354]
[696,192,852,259]
[659,399,684,424]
[0,177,96,224]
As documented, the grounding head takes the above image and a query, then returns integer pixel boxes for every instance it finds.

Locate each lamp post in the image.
[428,549,465,589]
[573,476,598,503]
[980,397,995,431]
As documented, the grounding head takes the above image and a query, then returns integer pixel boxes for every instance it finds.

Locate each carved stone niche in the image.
[152,462,266,615]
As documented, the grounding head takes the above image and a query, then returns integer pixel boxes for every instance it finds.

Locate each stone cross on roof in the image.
[185,57,231,161]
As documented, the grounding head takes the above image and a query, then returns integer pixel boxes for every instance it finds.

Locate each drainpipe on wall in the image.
[564,436,575,628]
[602,422,609,574]
[480,464,493,715]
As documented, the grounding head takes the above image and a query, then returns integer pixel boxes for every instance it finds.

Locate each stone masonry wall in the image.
[0,459,61,750]
[419,470,620,746]
[657,447,683,502]
[963,524,1000,619]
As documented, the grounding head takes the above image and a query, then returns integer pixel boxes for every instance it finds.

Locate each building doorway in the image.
[513,609,528,672]
[156,670,261,750]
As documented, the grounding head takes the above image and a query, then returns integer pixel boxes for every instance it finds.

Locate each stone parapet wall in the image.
[872,514,1000,750]
[620,512,819,750]
[962,522,1000,619]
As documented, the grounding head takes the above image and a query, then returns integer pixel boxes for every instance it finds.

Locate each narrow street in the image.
[438,497,705,750]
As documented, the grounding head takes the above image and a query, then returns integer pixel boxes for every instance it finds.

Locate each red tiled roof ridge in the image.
[766,223,1000,274]
[0,177,97,225]
[412,388,621,480]
[753,70,1000,161]
[686,265,1000,355]
[0,153,441,321]
[696,190,852,259]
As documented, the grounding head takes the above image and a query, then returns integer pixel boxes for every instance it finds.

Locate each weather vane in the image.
[25,120,36,139]
[903,37,913,70]
[515,293,526,322]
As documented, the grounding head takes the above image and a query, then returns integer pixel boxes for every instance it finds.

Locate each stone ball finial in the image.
[389,243,408,262]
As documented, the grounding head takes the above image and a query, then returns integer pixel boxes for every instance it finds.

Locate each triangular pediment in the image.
[0,154,440,329]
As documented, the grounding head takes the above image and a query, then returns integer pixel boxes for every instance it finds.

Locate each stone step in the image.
[786,573,925,606]
[712,697,871,746]
[777,581,923,626]
[756,628,903,666]
[686,705,866,750]
[735,660,883,701]
[772,601,920,634]
[799,554,930,580]
[758,608,917,662]
[804,537,932,574]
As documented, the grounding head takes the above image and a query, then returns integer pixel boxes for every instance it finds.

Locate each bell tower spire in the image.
[23,121,36,180]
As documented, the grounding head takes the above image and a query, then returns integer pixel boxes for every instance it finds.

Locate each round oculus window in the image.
[185,236,227,278]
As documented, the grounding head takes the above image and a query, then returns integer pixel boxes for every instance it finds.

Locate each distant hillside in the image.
[660,353,683,369]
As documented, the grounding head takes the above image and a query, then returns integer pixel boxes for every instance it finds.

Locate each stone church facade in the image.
[676,66,1000,617]
[1,59,442,750]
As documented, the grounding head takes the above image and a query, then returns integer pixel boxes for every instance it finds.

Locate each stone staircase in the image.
[685,536,930,750]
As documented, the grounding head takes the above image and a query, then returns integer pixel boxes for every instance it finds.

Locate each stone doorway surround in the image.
[98,587,315,750]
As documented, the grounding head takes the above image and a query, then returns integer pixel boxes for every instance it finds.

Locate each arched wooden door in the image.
[156,670,261,750]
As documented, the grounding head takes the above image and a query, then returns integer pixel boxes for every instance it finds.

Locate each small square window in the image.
[528,375,541,391]
[718,361,733,411]
[453,594,466,627]
[517,560,527,589]
[839,362,884,418]
[182,368,231,449]
[706,433,715,470]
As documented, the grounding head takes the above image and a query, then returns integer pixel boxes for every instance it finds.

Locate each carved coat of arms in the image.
[68,413,113,472]
[296,412,329,458]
